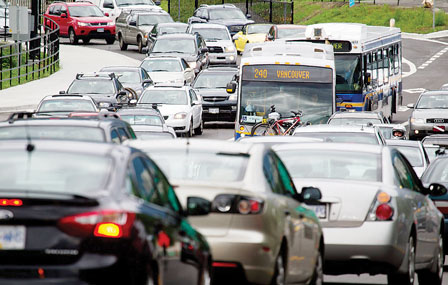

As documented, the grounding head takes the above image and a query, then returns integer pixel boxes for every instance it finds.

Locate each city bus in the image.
[286,23,402,120]
[230,41,336,140]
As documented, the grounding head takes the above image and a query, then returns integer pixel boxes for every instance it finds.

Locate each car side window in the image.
[392,152,418,191]
[127,126,137,139]
[118,127,130,141]
[61,5,67,14]
[181,59,189,70]
[53,5,61,16]
[263,152,286,195]
[111,129,121,144]
[193,8,201,17]
[49,6,55,15]
[130,157,160,203]
[272,153,296,196]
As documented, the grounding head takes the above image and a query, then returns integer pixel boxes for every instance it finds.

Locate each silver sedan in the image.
[273,143,446,285]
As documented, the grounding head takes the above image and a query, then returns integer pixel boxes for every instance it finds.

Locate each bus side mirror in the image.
[365,73,371,85]
[226,82,236,94]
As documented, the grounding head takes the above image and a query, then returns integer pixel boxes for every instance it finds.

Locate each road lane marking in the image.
[403,88,426,94]
[402,57,417,78]
[417,47,448,70]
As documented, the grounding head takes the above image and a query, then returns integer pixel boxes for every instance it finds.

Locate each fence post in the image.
[18,42,21,85]
[9,45,11,87]
[0,46,2,90]
[291,0,294,24]
[168,0,170,13]
[246,0,248,14]
[269,0,273,23]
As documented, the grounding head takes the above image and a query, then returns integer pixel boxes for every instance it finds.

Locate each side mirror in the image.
[103,2,114,8]
[59,90,66,94]
[129,20,137,26]
[142,79,153,87]
[365,72,371,85]
[155,0,161,5]
[232,34,240,40]
[407,103,415,109]
[186,197,211,216]
[150,32,157,38]
[300,186,322,205]
[61,13,67,18]
[226,82,237,94]
[427,183,447,197]
[246,14,252,19]
[200,47,208,54]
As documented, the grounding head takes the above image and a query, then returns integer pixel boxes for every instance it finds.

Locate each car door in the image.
[51,5,62,31]
[125,14,136,44]
[188,89,200,127]
[181,59,195,84]
[59,5,69,35]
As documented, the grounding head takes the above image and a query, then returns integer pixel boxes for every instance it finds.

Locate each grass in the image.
[0,60,59,90]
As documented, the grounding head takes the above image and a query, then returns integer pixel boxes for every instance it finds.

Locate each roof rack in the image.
[74,0,93,3]
[76,72,115,80]
[199,4,208,7]
[222,4,236,8]
[7,111,35,123]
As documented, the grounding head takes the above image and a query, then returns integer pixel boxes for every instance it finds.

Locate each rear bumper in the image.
[409,122,448,139]
[202,102,237,122]
[75,27,116,39]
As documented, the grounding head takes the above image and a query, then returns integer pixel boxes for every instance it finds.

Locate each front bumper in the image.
[202,101,236,122]
[208,52,237,64]
[409,122,448,139]
[165,117,189,133]
[75,26,115,39]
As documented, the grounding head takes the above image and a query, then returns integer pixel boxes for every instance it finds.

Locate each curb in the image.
[403,30,448,39]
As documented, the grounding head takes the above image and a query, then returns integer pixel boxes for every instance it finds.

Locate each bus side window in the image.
[363,54,368,91]
[394,44,399,75]
[388,46,394,78]
[377,50,383,86]
[383,49,389,84]
[398,43,402,75]
[371,52,378,87]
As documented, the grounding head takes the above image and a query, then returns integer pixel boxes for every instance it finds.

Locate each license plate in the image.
[97,28,104,32]
[433,125,445,132]
[307,205,326,219]
[0,226,26,250]
[209,108,219,114]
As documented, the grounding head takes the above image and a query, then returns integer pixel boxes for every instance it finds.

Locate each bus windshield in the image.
[335,54,362,93]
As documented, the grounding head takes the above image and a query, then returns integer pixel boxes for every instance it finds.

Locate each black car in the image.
[1,112,136,144]
[61,72,132,108]
[147,22,189,47]
[148,33,209,74]
[99,66,153,99]
[188,4,254,36]
[192,66,238,122]
[0,140,212,284]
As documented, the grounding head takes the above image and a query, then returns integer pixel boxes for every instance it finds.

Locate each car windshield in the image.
[277,28,303,39]
[422,136,448,146]
[0,126,105,142]
[277,150,381,182]
[335,54,362,93]
[151,38,196,54]
[423,158,448,184]
[416,94,448,109]
[191,28,230,41]
[140,90,187,105]
[247,24,271,34]
[424,145,439,163]
[391,146,423,167]
[113,71,140,84]
[159,25,187,34]
[38,99,96,112]
[116,0,155,6]
[294,132,379,144]
[209,8,246,20]
[0,150,111,193]
[328,118,382,126]
[193,72,235,89]
[148,150,248,182]
[141,59,182,72]
[68,80,115,94]
[135,131,175,139]
[121,115,162,126]
[68,6,104,17]
[379,126,394,139]
[139,14,173,25]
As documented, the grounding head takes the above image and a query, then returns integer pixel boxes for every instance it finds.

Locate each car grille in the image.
[164,116,169,120]
[427,118,448,123]
[90,22,108,26]
[229,25,243,32]
[203,96,228,102]
[208,46,224,53]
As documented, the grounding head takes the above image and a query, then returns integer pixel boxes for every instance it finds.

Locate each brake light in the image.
[376,204,394,220]
[366,191,394,221]
[213,195,264,215]
[58,210,135,238]
[0,199,23,206]
[212,262,238,268]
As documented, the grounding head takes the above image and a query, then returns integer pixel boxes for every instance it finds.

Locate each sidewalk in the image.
[0,44,141,112]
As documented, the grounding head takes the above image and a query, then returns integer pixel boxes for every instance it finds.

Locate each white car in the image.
[89,0,162,21]
[36,94,99,117]
[137,85,203,137]
[140,56,195,85]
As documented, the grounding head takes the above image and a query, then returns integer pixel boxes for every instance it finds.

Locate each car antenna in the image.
[25,124,34,153]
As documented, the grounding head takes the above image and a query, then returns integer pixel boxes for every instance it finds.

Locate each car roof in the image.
[117,108,161,116]
[131,125,164,131]
[145,85,189,91]
[0,118,121,128]
[385,140,422,147]
[157,22,188,27]
[272,142,384,155]
[126,9,169,15]
[330,111,382,119]
[156,33,196,40]
[100,66,142,72]
[294,125,377,134]
[41,94,93,101]
[421,90,448,96]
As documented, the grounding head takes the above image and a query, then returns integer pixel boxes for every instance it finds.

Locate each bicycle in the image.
[250,105,303,136]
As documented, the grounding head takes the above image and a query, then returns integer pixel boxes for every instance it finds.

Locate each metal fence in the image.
[0,15,59,90]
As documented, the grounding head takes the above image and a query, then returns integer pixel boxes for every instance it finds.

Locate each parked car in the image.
[62,72,132,108]
[188,4,254,36]
[90,0,162,21]
[188,23,237,65]
[140,56,195,85]
[0,139,212,284]
[274,142,447,285]
[147,22,189,46]
[266,24,306,41]
[408,90,448,140]
[44,1,115,45]
[138,85,203,137]
[192,66,238,122]
[99,66,153,98]
[386,139,430,177]
[1,111,136,144]
[34,94,99,117]
[116,9,173,53]
[148,33,209,74]
[128,139,325,285]
[327,111,390,125]
[233,23,272,53]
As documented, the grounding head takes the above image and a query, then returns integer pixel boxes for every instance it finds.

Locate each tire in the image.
[251,122,278,136]
[106,37,115,45]
[194,119,204,135]
[309,247,324,285]
[387,236,416,285]
[119,35,127,50]
[82,38,90,44]
[137,37,143,53]
[186,120,193,137]
[69,28,78,45]
[418,232,443,285]
[198,262,211,285]
[271,247,286,285]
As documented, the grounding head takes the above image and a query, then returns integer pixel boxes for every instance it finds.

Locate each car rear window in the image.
[328,118,382,126]
[0,126,105,142]
[135,131,175,139]
[121,115,163,126]
[391,146,423,167]
[141,59,182,72]
[0,150,112,194]
[140,90,187,105]
[38,99,96,112]
[294,132,379,144]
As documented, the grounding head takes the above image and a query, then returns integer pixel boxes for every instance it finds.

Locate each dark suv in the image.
[148,33,209,74]
[188,4,254,36]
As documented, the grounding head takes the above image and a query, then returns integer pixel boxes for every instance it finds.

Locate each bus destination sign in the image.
[242,65,332,83]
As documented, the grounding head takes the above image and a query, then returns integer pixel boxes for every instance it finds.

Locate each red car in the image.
[45,2,115,45]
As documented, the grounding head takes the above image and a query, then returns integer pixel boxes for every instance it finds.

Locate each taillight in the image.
[213,195,264,215]
[0,199,23,206]
[366,191,394,221]
[58,210,135,238]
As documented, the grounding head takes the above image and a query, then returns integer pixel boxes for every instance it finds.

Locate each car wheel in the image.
[194,119,204,135]
[119,34,128,50]
[271,247,286,285]
[106,37,115,45]
[69,28,78,45]
[137,37,143,53]
[186,120,193,137]
[418,232,443,285]
[82,38,90,44]
[197,262,211,285]
[387,235,416,285]
[309,247,323,285]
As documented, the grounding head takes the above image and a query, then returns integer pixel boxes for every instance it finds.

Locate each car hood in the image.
[205,39,232,47]
[81,94,117,104]
[194,88,228,98]
[149,53,197,62]
[154,104,189,116]
[75,17,112,23]
[292,178,382,225]
[148,72,183,83]
[246,33,268,42]
[411,109,448,119]
[122,83,143,92]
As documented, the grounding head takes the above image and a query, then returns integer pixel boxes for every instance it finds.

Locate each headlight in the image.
[78,22,89,27]
[99,102,111,107]
[106,22,114,27]
[410,118,425,124]
[225,45,235,53]
[188,62,197,69]
[229,94,237,101]
[174,112,187,119]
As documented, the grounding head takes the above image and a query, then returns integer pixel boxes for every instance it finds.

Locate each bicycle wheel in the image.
[251,123,278,136]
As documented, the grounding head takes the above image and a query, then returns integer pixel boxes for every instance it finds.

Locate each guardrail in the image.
[0,15,59,90]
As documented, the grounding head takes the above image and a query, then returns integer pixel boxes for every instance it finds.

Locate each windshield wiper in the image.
[151,69,169,72]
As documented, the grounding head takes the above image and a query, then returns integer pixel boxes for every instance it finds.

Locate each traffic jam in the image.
[0,1,447,285]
